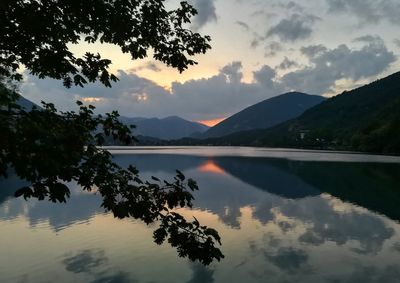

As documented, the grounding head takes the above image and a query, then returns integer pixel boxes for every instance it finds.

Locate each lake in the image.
[1,147,400,283]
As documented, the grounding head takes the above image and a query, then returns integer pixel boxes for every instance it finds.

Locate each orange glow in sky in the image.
[198,160,226,175]
[197,117,226,127]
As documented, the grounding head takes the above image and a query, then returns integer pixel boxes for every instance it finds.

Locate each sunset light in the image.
[197,117,226,127]
[198,160,227,175]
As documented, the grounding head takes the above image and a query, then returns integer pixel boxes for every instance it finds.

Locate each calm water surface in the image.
[1,147,400,283]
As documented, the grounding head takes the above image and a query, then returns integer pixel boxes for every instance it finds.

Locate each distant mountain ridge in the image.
[208,71,400,155]
[120,116,209,140]
[16,95,40,110]
[202,92,325,138]
[14,96,208,141]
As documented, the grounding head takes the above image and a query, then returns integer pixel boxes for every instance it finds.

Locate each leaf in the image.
[176,169,185,181]
[187,178,198,191]
[14,186,32,199]
[151,176,160,182]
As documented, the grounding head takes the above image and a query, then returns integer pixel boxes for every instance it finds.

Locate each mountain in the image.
[120,116,209,140]
[16,95,40,110]
[214,72,400,154]
[202,92,325,138]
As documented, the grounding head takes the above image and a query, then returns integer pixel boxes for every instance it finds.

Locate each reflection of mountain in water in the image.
[211,156,400,222]
[1,153,400,283]
[1,154,400,230]
[290,161,400,222]
[113,154,204,173]
[115,154,400,223]
[212,157,320,199]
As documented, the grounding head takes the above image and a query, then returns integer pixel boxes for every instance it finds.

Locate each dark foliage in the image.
[0,0,211,87]
[0,0,223,265]
[0,86,223,265]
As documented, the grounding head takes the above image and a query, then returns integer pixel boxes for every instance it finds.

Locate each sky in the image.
[20,0,400,126]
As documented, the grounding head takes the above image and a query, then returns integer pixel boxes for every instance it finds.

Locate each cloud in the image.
[20,70,172,116]
[20,38,396,121]
[253,65,277,88]
[250,33,264,49]
[220,61,243,84]
[394,39,400,48]
[129,62,162,73]
[354,35,384,44]
[326,0,400,26]
[275,1,305,13]
[264,41,284,57]
[190,0,217,30]
[170,63,280,119]
[235,21,250,31]
[300,44,328,58]
[278,57,300,70]
[21,62,282,121]
[266,13,320,42]
[281,37,396,94]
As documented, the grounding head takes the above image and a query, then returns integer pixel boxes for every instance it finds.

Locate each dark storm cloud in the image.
[190,0,217,30]
[266,13,320,42]
[326,0,400,25]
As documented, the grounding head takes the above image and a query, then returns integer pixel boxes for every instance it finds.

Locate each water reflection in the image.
[1,152,400,283]
[63,249,108,274]
[185,264,215,283]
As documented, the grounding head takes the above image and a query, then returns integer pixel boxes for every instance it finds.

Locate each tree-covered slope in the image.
[205,71,400,155]
[202,92,325,138]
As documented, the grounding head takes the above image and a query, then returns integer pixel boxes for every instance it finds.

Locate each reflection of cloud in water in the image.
[327,265,400,283]
[251,196,279,225]
[63,249,108,274]
[62,249,135,283]
[90,271,133,283]
[277,196,395,254]
[1,154,397,257]
[265,247,310,274]
[29,194,104,231]
[1,153,400,283]
[185,263,215,283]
[392,242,400,253]
[1,192,105,232]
